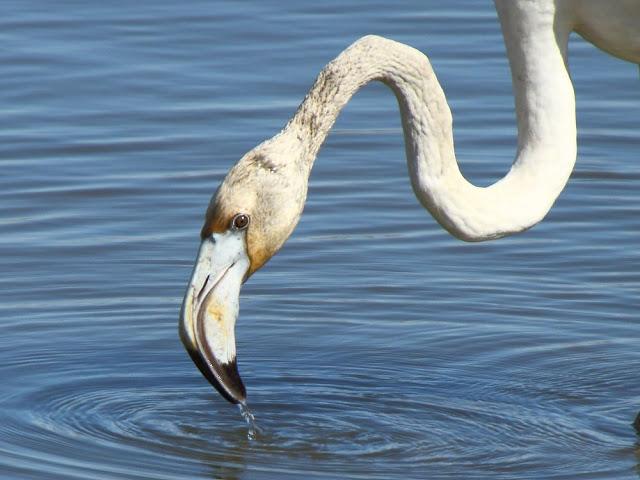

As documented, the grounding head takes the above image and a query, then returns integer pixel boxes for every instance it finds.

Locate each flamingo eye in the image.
[231,213,250,230]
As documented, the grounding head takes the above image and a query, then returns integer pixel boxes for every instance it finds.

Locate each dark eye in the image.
[231,213,250,230]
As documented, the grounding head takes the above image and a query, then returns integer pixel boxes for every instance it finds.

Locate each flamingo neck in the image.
[282,1,576,241]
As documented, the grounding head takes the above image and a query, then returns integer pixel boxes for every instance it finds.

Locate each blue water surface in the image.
[0,1,639,479]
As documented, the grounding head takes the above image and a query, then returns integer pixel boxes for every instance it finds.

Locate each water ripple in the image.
[1,0,639,479]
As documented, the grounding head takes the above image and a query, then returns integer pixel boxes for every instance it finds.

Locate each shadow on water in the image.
[635,432,640,480]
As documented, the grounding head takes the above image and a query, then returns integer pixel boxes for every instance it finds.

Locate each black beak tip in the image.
[212,360,247,405]
[186,347,247,405]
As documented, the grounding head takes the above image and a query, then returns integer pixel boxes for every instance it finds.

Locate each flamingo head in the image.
[179,135,307,404]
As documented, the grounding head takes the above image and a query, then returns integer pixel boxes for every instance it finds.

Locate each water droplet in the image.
[237,402,260,440]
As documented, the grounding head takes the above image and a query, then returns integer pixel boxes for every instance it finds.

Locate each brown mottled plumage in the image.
[202,135,309,276]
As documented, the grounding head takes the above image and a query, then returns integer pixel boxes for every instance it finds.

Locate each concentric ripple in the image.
[1,340,637,480]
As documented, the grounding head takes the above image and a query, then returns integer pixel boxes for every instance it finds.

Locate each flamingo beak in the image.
[179,230,250,404]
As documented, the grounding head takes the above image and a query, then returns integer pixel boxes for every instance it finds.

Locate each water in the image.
[237,403,260,441]
[0,1,638,479]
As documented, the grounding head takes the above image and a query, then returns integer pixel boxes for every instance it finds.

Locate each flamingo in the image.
[179,0,640,404]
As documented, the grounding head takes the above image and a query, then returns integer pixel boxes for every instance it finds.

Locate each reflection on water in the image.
[0,0,638,479]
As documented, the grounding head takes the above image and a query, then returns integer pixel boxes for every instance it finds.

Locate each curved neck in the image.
[281,1,576,241]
